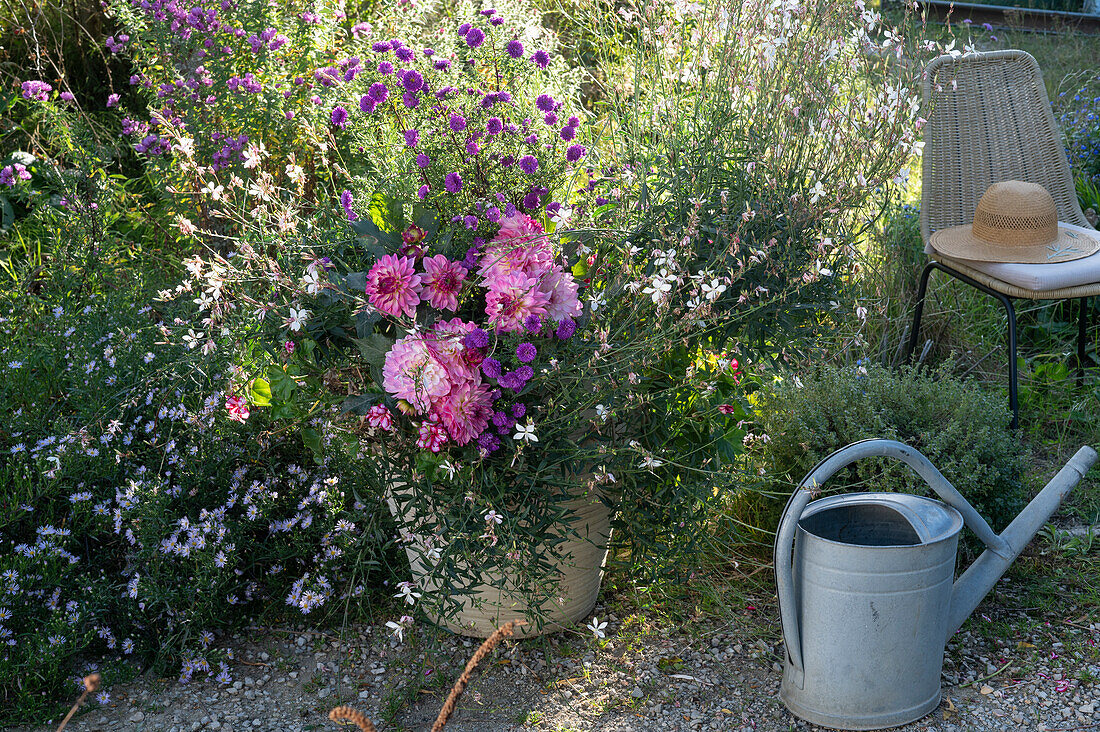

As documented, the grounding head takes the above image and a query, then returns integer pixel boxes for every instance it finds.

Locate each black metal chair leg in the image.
[1078,296,1089,386]
[1002,296,1019,430]
[907,262,937,362]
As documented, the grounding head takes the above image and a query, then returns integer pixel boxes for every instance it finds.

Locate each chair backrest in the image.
[921,50,1092,252]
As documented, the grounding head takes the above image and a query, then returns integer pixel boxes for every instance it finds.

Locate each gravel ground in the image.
[14,575,1100,732]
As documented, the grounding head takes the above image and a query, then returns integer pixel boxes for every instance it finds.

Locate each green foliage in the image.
[736,361,1028,552]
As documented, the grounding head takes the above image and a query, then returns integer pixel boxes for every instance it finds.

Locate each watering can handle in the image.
[775,438,1012,689]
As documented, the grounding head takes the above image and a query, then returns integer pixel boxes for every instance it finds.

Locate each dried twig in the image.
[328,705,378,731]
[56,673,100,732]
[432,620,525,732]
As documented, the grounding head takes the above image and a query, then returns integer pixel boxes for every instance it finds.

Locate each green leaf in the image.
[250,378,272,407]
[0,196,13,230]
[301,427,323,463]
[269,367,297,403]
[342,392,382,414]
[355,309,383,338]
[353,334,394,367]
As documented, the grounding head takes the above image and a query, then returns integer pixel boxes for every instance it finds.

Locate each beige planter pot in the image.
[386,483,612,638]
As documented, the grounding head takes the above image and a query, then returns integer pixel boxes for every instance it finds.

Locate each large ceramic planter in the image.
[386,482,612,638]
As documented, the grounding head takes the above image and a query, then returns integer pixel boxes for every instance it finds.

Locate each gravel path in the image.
[14,574,1100,732]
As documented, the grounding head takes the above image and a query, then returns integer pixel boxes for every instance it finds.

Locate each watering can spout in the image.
[946,446,1099,640]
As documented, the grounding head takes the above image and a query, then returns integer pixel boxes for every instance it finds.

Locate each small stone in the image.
[980,685,994,695]
[1082,703,1096,714]
[260,652,270,661]
[631,686,644,699]
[129,712,145,723]
[318,687,332,699]
[359,690,371,699]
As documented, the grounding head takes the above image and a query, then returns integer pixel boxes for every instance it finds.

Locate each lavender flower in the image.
[556,319,576,339]
[516,343,537,362]
[531,50,550,69]
[445,172,462,193]
[466,27,486,48]
[331,106,348,128]
[518,155,539,174]
[567,144,586,162]
[402,70,424,92]
[449,114,467,132]
[404,129,419,147]
[506,40,524,58]
[486,117,503,134]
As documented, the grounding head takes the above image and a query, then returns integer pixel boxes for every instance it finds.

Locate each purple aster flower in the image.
[331,106,348,128]
[466,139,480,156]
[403,70,424,92]
[498,372,521,391]
[416,153,430,168]
[492,411,514,429]
[536,94,555,112]
[516,343,537,362]
[462,247,480,269]
[404,129,419,146]
[377,60,393,74]
[434,59,452,71]
[368,82,388,102]
[372,41,393,53]
[418,184,430,199]
[567,144,586,162]
[395,46,415,62]
[464,327,490,349]
[518,155,539,174]
[466,27,485,48]
[482,358,502,379]
[512,403,526,418]
[506,39,524,58]
[567,116,580,126]
[464,214,478,229]
[445,172,462,193]
[449,114,467,132]
[500,155,514,168]
[560,124,577,141]
[340,190,357,221]
[544,111,558,125]
[531,50,550,69]
[523,314,542,333]
[402,92,418,109]
[517,365,534,381]
[477,432,500,452]
[486,206,502,222]
[486,117,503,134]
[458,22,472,36]
[423,47,435,56]
[555,318,576,339]
[359,96,377,113]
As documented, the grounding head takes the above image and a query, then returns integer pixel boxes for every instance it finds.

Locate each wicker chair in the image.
[907,50,1100,429]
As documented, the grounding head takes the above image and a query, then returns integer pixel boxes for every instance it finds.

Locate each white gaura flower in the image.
[809,180,827,204]
[286,308,310,332]
[587,616,608,638]
[595,404,610,422]
[439,460,458,480]
[201,181,225,201]
[642,270,675,304]
[550,206,573,227]
[701,279,726,302]
[393,581,421,606]
[484,510,503,524]
[176,216,197,236]
[639,455,665,469]
[242,142,266,169]
[513,421,538,443]
[183,330,205,349]
[301,270,323,295]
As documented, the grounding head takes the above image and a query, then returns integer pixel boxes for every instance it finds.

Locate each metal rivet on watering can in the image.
[775,438,1097,731]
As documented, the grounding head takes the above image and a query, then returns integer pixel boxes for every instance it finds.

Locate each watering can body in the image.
[776,439,1097,730]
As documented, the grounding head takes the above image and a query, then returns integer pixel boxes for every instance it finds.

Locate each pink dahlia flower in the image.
[485,271,550,332]
[382,333,451,413]
[420,255,466,311]
[428,318,479,381]
[540,269,583,322]
[366,254,422,318]
[437,379,494,445]
[478,213,552,282]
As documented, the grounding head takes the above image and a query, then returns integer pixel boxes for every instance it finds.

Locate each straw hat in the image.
[930,180,1100,264]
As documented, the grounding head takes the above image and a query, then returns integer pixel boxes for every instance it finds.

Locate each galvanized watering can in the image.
[775,438,1097,730]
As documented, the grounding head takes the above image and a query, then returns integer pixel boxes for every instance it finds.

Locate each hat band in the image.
[972,208,1058,247]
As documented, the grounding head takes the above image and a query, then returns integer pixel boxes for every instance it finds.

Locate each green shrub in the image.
[736,361,1028,551]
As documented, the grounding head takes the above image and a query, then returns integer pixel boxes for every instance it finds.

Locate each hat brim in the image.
[930,224,1100,264]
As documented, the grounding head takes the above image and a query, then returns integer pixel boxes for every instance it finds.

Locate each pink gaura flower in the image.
[366,404,396,431]
[436,379,493,445]
[420,255,466,311]
[485,272,550,332]
[382,333,450,413]
[366,254,421,318]
[225,395,250,422]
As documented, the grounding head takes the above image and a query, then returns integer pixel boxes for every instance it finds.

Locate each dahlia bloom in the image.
[437,379,493,445]
[478,214,552,282]
[420,255,466,310]
[366,404,396,431]
[427,318,479,381]
[539,270,583,322]
[366,254,421,318]
[382,333,451,412]
[485,272,550,332]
